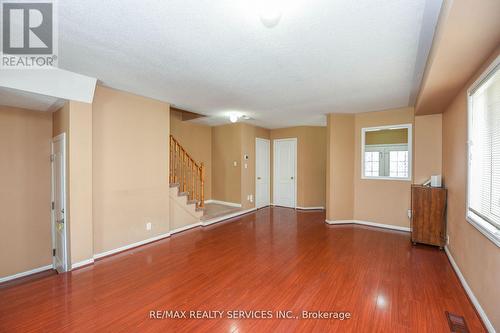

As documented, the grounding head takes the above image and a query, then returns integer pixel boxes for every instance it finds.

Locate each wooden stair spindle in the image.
[169,135,205,209]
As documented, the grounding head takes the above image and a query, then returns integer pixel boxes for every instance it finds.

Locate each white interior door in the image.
[273,138,297,208]
[52,133,68,273]
[255,138,270,209]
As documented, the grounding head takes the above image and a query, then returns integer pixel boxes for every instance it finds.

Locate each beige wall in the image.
[414,114,442,185]
[0,106,52,278]
[442,47,500,330]
[173,121,324,209]
[415,0,500,115]
[92,86,170,254]
[211,124,242,204]
[53,103,69,137]
[170,109,212,200]
[169,188,200,230]
[68,102,93,264]
[270,126,326,208]
[241,124,271,209]
[353,107,414,228]
[53,101,94,265]
[326,108,415,227]
[326,114,354,221]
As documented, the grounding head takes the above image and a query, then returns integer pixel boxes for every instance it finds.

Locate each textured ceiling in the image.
[0,87,64,112]
[57,0,441,128]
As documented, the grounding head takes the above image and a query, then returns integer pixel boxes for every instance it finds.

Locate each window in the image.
[364,151,380,177]
[361,124,412,180]
[467,56,500,247]
[390,151,409,178]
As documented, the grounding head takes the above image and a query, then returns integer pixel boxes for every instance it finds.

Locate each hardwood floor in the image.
[0,207,485,332]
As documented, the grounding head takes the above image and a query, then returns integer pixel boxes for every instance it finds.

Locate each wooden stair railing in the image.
[169,135,205,208]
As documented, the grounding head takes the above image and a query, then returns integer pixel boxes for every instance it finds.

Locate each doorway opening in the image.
[256,138,270,209]
[51,133,69,273]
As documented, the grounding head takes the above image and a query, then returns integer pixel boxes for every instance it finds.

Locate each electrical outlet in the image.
[249,194,253,203]
[233,161,238,167]
[146,222,152,231]
[446,235,450,245]
[407,209,412,219]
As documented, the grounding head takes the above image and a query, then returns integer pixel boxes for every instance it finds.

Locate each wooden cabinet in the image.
[411,185,447,248]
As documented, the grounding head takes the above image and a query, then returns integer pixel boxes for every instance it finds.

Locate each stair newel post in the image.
[194,164,198,205]
[169,136,173,183]
[169,136,171,183]
[173,140,177,184]
[179,147,182,191]
[186,157,191,200]
[191,161,195,202]
[200,162,205,208]
[175,142,178,184]
[185,157,188,197]
[176,141,179,183]
[188,158,193,200]
[182,148,187,192]
[179,147,186,192]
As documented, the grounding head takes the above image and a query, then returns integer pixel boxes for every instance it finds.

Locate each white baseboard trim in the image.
[0,264,53,284]
[71,258,94,270]
[205,200,242,208]
[296,206,325,210]
[325,219,411,232]
[202,208,257,226]
[170,222,202,235]
[93,232,171,260]
[444,246,495,333]
[2,209,264,283]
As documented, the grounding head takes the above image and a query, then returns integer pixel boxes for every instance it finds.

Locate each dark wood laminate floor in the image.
[0,207,485,332]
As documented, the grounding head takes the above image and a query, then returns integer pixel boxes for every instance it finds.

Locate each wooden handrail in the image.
[169,135,205,208]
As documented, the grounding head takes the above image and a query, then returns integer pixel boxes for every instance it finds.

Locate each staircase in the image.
[169,135,205,214]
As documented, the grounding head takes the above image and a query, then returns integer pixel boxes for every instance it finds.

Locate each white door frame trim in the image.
[255,138,271,209]
[51,133,70,272]
[273,138,297,209]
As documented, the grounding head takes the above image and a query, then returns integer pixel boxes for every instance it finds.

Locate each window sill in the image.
[361,176,412,182]
[466,213,500,248]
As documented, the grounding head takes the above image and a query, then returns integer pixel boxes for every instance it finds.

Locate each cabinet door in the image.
[427,189,446,246]
[412,187,446,246]
[411,187,427,243]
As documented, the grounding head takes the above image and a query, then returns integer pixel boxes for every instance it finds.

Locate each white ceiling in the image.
[0,87,64,112]
[57,0,442,128]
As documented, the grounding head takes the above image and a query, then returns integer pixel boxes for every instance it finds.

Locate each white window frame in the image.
[466,54,500,247]
[361,124,413,181]
[364,150,382,177]
[365,144,409,177]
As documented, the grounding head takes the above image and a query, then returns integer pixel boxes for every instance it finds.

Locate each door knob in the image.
[291,177,294,180]
[257,177,261,180]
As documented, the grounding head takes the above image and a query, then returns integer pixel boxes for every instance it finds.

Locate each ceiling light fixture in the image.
[258,0,284,28]
[229,112,240,123]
